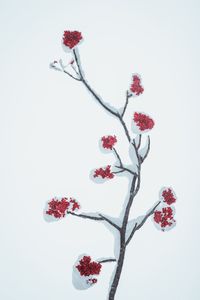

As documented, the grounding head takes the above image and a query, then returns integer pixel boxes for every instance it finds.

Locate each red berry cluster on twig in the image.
[46,197,80,219]
[76,256,102,277]
[133,112,155,131]
[93,165,114,179]
[63,31,82,49]
[101,135,117,150]
[130,74,144,96]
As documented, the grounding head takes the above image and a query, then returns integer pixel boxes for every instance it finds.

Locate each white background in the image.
[0,0,200,299]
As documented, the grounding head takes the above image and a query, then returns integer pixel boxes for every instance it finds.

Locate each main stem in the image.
[108,175,138,300]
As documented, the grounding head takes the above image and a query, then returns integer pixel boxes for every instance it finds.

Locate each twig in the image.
[137,134,142,149]
[121,91,131,118]
[140,136,150,162]
[98,258,116,263]
[126,223,137,245]
[115,165,135,175]
[68,211,103,221]
[73,49,119,117]
[135,201,161,231]
[113,147,122,167]
[99,214,121,231]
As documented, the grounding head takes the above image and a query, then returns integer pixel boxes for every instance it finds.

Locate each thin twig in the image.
[99,214,121,231]
[121,91,131,118]
[135,201,161,231]
[115,165,135,175]
[98,258,116,263]
[68,211,103,221]
[137,134,142,149]
[141,136,150,162]
[113,147,122,167]
[73,49,119,117]
[63,70,81,81]
[126,222,137,245]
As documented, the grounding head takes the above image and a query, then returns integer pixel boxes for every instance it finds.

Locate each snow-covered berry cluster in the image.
[93,165,114,179]
[130,74,144,96]
[101,135,117,150]
[133,112,155,133]
[76,256,102,286]
[62,30,83,50]
[153,187,177,231]
[46,197,80,219]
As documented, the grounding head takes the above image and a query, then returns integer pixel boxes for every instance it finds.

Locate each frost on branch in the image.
[129,74,144,96]
[73,255,102,290]
[132,112,155,134]
[44,197,80,222]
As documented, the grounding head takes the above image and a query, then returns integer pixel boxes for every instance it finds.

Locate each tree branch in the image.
[126,222,137,246]
[98,258,116,263]
[99,214,121,231]
[121,91,131,118]
[113,147,122,167]
[140,135,150,162]
[68,211,103,221]
[135,201,161,231]
[73,49,119,117]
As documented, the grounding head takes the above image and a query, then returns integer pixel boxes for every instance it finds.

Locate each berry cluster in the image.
[93,165,114,179]
[153,187,177,231]
[46,197,80,219]
[130,74,144,96]
[101,135,117,150]
[62,30,82,49]
[161,188,176,205]
[133,112,155,132]
[76,256,102,285]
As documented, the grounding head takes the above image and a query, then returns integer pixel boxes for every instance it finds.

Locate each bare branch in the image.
[135,201,161,231]
[140,135,150,162]
[137,134,142,149]
[63,69,81,81]
[68,211,103,221]
[73,49,119,117]
[99,214,121,231]
[98,258,116,263]
[115,165,135,175]
[121,91,132,118]
[113,147,123,167]
[126,222,137,246]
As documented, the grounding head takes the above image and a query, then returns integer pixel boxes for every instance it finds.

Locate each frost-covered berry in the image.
[153,206,176,231]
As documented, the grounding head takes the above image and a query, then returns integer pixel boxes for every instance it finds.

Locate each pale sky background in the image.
[0,0,200,299]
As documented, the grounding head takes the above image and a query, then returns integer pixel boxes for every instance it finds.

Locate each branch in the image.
[115,165,135,175]
[99,214,121,231]
[73,49,119,117]
[140,136,150,162]
[137,134,142,150]
[98,258,116,263]
[121,91,132,118]
[68,211,103,221]
[50,61,81,81]
[113,147,122,167]
[135,201,161,231]
[126,222,137,246]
